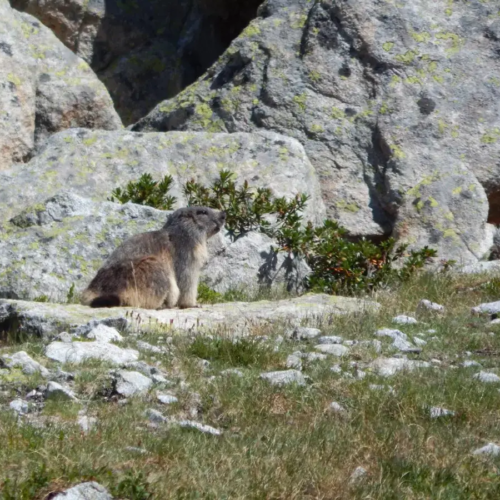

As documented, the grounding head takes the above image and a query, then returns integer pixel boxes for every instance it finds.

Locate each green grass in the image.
[1,271,500,498]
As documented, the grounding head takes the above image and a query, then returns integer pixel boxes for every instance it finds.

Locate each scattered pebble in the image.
[472,443,500,457]
[220,368,244,377]
[392,315,418,325]
[471,300,500,315]
[314,344,349,357]
[473,371,500,383]
[369,357,431,377]
[429,406,455,418]
[330,364,343,374]
[349,466,368,484]
[392,336,421,354]
[114,370,153,397]
[45,381,78,401]
[85,324,123,343]
[328,402,347,413]
[461,360,482,368]
[413,337,427,347]
[136,341,164,354]
[369,384,395,394]
[157,393,178,405]
[9,399,29,415]
[1,351,49,377]
[375,328,409,341]
[316,336,343,345]
[286,354,302,370]
[50,481,112,500]
[418,299,444,313]
[77,415,97,434]
[177,420,222,436]
[146,408,168,424]
[303,352,328,362]
[285,327,322,340]
[260,370,307,386]
[45,341,139,365]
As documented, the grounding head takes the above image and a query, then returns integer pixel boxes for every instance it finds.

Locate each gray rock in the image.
[349,466,368,484]
[151,374,172,385]
[375,329,409,341]
[303,353,328,362]
[314,344,350,357]
[260,369,307,387]
[392,315,418,325]
[413,337,427,347]
[220,368,244,378]
[369,357,431,377]
[45,341,139,365]
[55,332,74,343]
[473,371,500,383]
[429,406,455,418]
[392,336,421,354]
[9,399,29,415]
[286,354,303,370]
[177,420,222,436]
[157,393,178,405]
[114,370,153,397]
[85,325,123,343]
[461,360,482,368]
[0,129,324,225]
[77,415,97,434]
[472,301,500,315]
[317,336,344,345]
[369,384,396,395]
[49,481,112,500]
[328,402,347,414]
[459,261,500,275]
[330,365,343,375]
[417,300,445,313]
[1,294,380,337]
[0,351,49,377]
[472,443,500,457]
[146,408,168,424]
[0,2,120,171]
[285,327,322,341]
[134,0,499,265]
[136,341,164,354]
[45,381,77,401]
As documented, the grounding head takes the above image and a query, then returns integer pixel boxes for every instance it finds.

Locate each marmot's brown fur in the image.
[80,206,226,309]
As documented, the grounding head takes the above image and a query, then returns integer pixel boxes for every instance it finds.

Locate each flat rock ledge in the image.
[0,294,380,338]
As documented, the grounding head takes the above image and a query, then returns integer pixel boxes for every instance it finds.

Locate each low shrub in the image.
[110,171,437,294]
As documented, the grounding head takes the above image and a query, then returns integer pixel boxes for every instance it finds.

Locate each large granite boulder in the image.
[0,192,312,302]
[10,0,264,124]
[0,0,121,170]
[0,128,325,224]
[133,0,500,266]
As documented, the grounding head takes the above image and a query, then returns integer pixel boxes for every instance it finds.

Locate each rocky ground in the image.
[2,273,500,498]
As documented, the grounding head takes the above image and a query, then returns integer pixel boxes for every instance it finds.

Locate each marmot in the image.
[81,206,226,309]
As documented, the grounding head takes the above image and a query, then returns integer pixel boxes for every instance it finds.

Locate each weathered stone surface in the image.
[113,370,152,397]
[0,128,324,225]
[10,0,263,124]
[45,381,77,400]
[134,0,500,265]
[472,301,500,316]
[0,1,120,170]
[0,192,315,301]
[1,294,380,337]
[368,357,431,377]
[50,482,113,500]
[260,369,307,386]
[45,341,139,365]
[0,350,49,377]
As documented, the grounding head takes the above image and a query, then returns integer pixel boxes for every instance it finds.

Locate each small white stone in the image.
[317,336,343,344]
[392,336,420,353]
[260,370,307,386]
[314,344,349,357]
[349,466,367,483]
[303,352,328,362]
[285,327,322,340]
[9,399,29,415]
[375,328,408,341]
[474,371,500,383]
[413,337,427,347]
[286,354,303,370]
[146,408,168,423]
[177,420,222,436]
[461,360,482,368]
[77,415,97,433]
[429,406,455,418]
[114,370,153,397]
[220,368,244,377]
[136,341,164,354]
[330,364,343,374]
[418,299,445,313]
[427,329,437,334]
[369,357,431,377]
[45,381,78,401]
[1,351,49,377]
[392,315,418,325]
[329,401,346,413]
[157,393,178,405]
[472,443,500,457]
[86,324,123,343]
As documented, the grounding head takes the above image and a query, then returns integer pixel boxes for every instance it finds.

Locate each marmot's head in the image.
[164,206,226,240]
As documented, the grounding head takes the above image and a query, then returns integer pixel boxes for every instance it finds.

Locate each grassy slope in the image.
[1,272,500,499]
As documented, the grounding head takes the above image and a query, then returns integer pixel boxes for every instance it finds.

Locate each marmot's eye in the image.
[197,209,208,215]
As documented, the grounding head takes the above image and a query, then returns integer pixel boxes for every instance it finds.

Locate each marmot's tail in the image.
[90,295,121,308]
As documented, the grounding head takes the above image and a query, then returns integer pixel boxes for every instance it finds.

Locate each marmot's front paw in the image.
[178,304,201,309]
